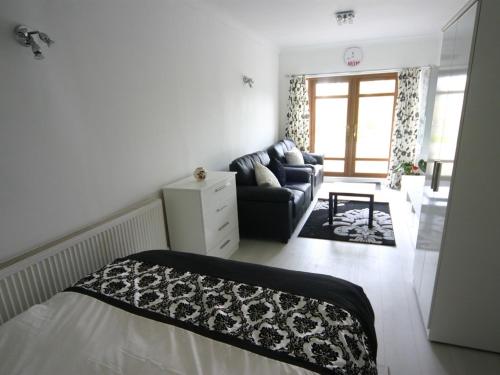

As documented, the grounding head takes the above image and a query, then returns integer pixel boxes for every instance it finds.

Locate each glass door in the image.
[308,73,398,177]
[353,75,397,176]
[309,77,350,174]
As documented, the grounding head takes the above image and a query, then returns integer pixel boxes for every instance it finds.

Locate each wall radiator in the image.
[0,198,167,325]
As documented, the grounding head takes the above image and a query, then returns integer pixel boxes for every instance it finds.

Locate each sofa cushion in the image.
[229,151,270,186]
[268,158,286,186]
[285,182,310,194]
[303,153,317,164]
[283,139,296,151]
[285,148,305,165]
[267,139,296,164]
[236,186,293,202]
[286,182,312,204]
[255,163,280,188]
[288,188,305,217]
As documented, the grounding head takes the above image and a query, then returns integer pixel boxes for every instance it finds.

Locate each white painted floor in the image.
[230,183,500,375]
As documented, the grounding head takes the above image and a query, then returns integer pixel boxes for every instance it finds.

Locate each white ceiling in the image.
[201,0,468,48]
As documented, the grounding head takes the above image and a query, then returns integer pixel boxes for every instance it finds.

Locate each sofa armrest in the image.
[303,152,324,165]
[284,164,315,174]
[284,164,315,172]
[236,186,293,203]
[284,167,311,183]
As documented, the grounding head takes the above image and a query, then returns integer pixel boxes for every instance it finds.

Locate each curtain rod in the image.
[285,65,433,78]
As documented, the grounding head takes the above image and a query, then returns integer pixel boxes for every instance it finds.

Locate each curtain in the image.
[285,76,310,151]
[414,67,431,160]
[387,67,423,189]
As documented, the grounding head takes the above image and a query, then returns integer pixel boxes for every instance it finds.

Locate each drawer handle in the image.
[214,182,230,193]
[220,239,231,249]
[216,205,228,213]
[218,221,230,232]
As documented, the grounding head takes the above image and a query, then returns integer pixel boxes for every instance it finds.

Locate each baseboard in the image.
[325,176,386,184]
[378,364,390,375]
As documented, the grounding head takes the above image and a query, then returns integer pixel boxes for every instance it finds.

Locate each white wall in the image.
[279,35,441,136]
[0,0,279,263]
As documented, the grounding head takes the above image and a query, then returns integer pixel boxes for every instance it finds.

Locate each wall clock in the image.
[344,47,363,67]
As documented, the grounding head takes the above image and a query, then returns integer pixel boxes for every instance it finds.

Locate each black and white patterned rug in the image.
[299,199,396,246]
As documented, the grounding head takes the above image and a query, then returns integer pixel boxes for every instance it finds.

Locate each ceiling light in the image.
[335,10,355,25]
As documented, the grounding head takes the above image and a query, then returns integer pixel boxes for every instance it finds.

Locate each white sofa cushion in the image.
[285,148,305,165]
[255,163,281,188]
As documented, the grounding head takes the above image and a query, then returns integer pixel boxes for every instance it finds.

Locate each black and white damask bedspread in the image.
[67,250,377,374]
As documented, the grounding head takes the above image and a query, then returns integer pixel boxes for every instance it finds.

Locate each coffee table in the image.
[328,192,375,228]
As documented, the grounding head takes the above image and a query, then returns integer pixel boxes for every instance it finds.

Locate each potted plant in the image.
[394,159,427,175]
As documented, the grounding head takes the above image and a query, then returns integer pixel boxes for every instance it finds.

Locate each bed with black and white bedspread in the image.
[0,250,377,375]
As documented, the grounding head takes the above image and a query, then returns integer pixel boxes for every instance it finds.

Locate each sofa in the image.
[229,150,312,242]
[267,139,324,198]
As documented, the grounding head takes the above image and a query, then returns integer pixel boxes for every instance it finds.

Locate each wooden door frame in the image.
[308,72,398,178]
[308,76,351,176]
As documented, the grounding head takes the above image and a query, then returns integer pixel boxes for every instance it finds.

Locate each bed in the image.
[0,250,377,374]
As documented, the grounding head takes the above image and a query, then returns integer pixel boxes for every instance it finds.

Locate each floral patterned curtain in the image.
[285,76,310,151]
[387,67,423,189]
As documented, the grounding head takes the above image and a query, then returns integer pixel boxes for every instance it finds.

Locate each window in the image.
[308,73,397,177]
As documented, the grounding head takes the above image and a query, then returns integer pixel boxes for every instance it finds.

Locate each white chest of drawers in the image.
[162,171,239,258]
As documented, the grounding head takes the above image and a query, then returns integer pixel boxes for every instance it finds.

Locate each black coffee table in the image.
[328,192,375,228]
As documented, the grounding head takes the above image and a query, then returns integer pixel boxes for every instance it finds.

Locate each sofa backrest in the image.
[229,151,271,186]
[267,139,297,163]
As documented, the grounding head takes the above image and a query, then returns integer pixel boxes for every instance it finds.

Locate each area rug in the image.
[299,199,396,246]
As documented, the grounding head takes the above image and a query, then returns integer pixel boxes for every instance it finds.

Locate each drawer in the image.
[204,207,237,250]
[208,228,239,259]
[204,192,236,223]
[203,176,235,205]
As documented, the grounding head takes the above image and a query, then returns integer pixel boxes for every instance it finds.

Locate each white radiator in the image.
[0,198,167,325]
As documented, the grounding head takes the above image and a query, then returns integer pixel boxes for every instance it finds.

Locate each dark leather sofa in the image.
[229,151,312,242]
[267,139,324,198]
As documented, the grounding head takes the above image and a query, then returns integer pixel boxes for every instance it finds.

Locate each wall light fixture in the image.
[14,25,54,60]
[242,75,254,88]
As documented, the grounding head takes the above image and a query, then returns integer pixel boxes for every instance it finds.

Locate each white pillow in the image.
[255,163,281,188]
[285,148,304,165]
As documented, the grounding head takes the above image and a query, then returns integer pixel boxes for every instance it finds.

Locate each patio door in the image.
[308,73,397,177]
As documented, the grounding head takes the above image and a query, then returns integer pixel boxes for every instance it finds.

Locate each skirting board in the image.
[378,364,390,375]
[0,198,168,325]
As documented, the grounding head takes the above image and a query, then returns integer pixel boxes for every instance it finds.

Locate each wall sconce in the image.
[14,25,54,60]
[242,75,254,88]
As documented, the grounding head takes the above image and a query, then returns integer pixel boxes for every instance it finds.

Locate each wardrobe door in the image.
[413,19,458,328]
[428,1,500,351]
[414,1,478,330]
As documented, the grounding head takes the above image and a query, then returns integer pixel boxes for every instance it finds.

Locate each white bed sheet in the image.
[0,291,315,375]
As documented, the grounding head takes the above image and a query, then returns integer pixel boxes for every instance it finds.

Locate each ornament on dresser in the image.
[193,167,207,181]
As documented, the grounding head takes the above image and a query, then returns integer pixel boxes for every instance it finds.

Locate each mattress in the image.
[0,250,377,374]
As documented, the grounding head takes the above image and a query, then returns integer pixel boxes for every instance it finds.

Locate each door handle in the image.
[431,161,442,192]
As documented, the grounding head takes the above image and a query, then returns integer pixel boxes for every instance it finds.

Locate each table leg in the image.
[368,195,374,228]
[333,194,338,216]
[329,194,333,225]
